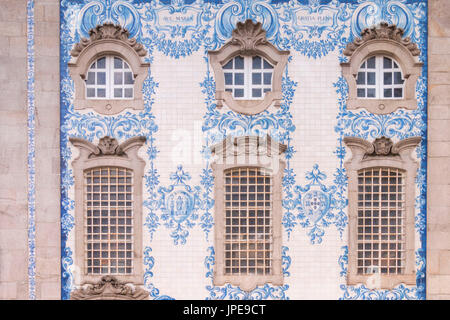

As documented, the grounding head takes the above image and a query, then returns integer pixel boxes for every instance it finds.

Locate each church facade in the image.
[0,0,449,300]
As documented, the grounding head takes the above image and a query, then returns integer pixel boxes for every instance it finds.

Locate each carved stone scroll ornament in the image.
[70,23,147,57]
[231,19,268,55]
[343,136,422,159]
[343,22,420,57]
[69,136,146,158]
[71,276,149,300]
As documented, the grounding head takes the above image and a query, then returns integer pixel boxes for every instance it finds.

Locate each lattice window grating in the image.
[357,167,406,275]
[224,167,273,276]
[84,167,134,275]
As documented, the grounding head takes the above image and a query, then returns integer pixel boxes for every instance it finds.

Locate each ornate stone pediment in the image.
[211,135,287,159]
[344,136,421,159]
[343,22,420,57]
[69,136,146,158]
[231,19,268,55]
[70,23,147,57]
[71,276,149,300]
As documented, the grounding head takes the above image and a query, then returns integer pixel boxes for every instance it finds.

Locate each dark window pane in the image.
[384,88,392,98]
[114,57,122,69]
[97,88,106,97]
[263,73,272,85]
[234,73,244,85]
[252,73,261,85]
[225,73,233,85]
[223,60,233,69]
[383,57,392,69]
[394,88,402,98]
[394,72,403,84]
[97,72,106,85]
[357,88,365,97]
[124,88,133,98]
[367,72,376,85]
[384,72,392,85]
[97,57,106,69]
[124,72,134,84]
[252,88,262,98]
[367,57,376,69]
[263,59,273,69]
[114,72,122,85]
[356,72,365,85]
[263,88,270,93]
[252,56,261,69]
[86,72,95,85]
[114,88,122,98]
[394,61,399,68]
[361,61,366,69]
[234,56,244,69]
[367,88,376,97]
[234,88,244,98]
[87,88,95,97]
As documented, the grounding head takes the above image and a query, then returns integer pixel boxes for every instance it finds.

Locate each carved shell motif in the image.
[343,22,420,57]
[231,19,268,55]
[71,23,147,57]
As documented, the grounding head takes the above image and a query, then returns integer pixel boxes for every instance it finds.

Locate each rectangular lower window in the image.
[84,167,134,275]
[223,167,273,276]
[357,167,405,275]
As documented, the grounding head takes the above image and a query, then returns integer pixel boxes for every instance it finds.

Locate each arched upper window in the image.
[341,22,422,114]
[223,55,274,100]
[69,23,149,115]
[356,56,405,99]
[85,56,135,100]
[208,20,289,115]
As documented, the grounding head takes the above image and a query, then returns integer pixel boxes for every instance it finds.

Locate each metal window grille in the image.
[357,167,406,275]
[224,167,273,275]
[84,167,134,275]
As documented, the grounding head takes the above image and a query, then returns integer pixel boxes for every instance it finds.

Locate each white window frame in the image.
[356,56,404,100]
[85,56,134,100]
[223,56,273,100]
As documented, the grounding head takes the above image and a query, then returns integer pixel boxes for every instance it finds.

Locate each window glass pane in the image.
[394,72,403,84]
[356,72,365,85]
[367,88,376,98]
[383,57,392,69]
[234,88,244,98]
[367,56,376,69]
[263,59,273,69]
[223,60,233,69]
[367,72,376,85]
[114,88,122,98]
[384,72,392,85]
[225,73,233,85]
[97,57,106,69]
[124,88,133,98]
[234,56,244,69]
[234,73,244,86]
[263,73,272,85]
[394,88,402,98]
[114,57,123,69]
[384,88,392,98]
[86,72,95,85]
[252,56,261,69]
[357,88,365,97]
[97,72,106,85]
[252,73,261,85]
[114,72,122,85]
[252,88,262,98]
[124,72,133,85]
[87,88,95,97]
[97,88,106,97]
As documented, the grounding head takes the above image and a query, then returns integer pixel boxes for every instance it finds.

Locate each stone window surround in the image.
[343,136,421,289]
[69,23,150,115]
[208,19,290,115]
[210,135,287,291]
[69,135,146,287]
[341,22,423,115]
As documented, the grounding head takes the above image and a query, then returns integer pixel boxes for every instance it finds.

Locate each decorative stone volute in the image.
[69,135,146,159]
[71,276,149,300]
[231,20,268,55]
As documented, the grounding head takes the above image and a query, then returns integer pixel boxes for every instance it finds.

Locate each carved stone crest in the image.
[372,136,394,156]
[69,136,146,158]
[70,23,147,57]
[231,19,268,55]
[97,136,123,156]
[343,22,420,57]
[71,276,149,300]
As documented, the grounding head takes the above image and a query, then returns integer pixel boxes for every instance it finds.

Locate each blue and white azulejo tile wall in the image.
[59,0,428,300]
